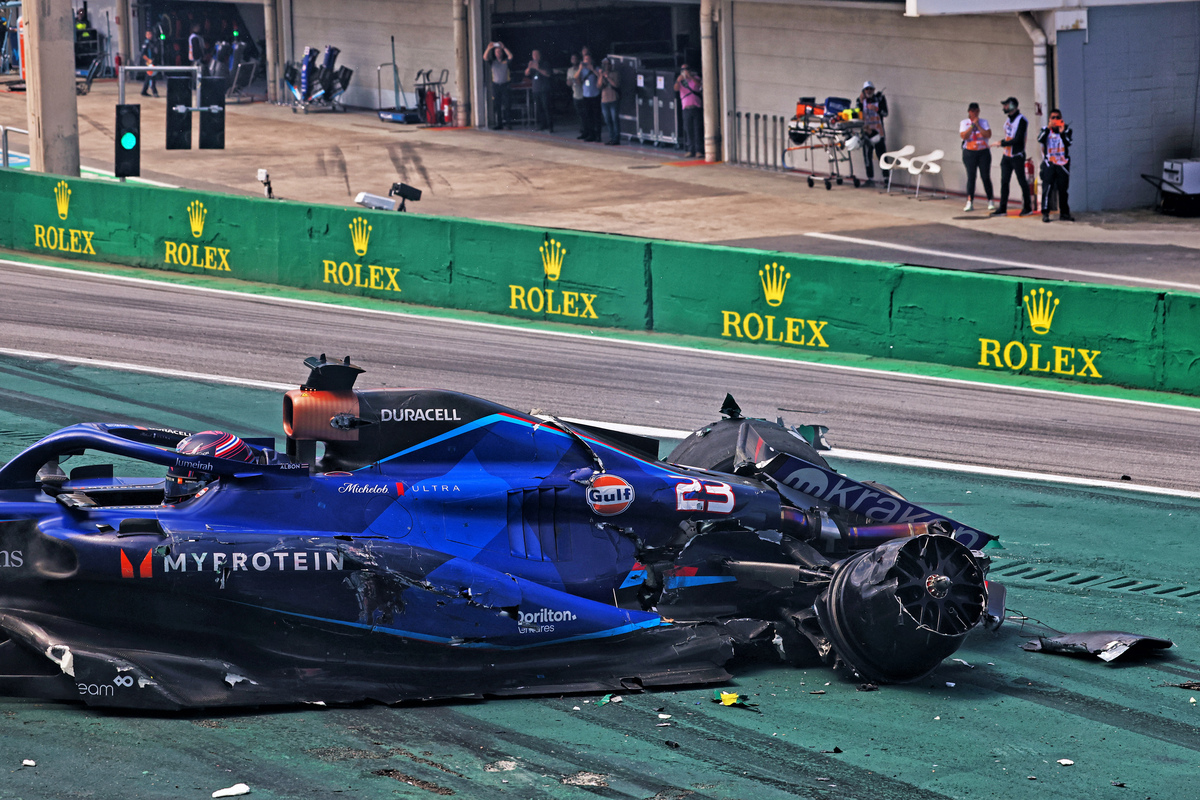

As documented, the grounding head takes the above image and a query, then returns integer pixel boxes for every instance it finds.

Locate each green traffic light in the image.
[121,132,137,150]
[233,30,239,37]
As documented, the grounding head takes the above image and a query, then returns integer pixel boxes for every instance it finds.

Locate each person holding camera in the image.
[958,102,994,212]
[992,96,1032,216]
[600,58,622,145]
[484,41,513,130]
[856,81,888,186]
[674,64,702,158]
[1037,109,1074,222]
[526,49,553,131]
[579,53,602,142]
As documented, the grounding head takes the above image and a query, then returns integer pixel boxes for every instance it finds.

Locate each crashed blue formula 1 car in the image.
[0,356,998,709]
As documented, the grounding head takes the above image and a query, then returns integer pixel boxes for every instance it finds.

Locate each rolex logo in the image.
[187,200,207,238]
[759,262,790,307]
[540,238,566,282]
[1023,287,1059,335]
[54,180,71,220]
[350,217,372,257]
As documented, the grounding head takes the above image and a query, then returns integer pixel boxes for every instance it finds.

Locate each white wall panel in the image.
[291,0,455,109]
[733,2,1035,194]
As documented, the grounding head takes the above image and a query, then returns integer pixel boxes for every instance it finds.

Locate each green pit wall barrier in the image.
[4,168,1198,395]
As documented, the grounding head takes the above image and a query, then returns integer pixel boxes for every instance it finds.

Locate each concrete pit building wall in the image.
[730,1,1034,193]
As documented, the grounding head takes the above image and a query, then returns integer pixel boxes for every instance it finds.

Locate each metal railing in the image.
[728,111,789,171]
[0,125,27,168]
[117,65,201,105]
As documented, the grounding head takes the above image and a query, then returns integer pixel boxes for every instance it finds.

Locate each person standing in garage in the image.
[856,81,888,186]
[526,49,553,131]
[567,54,586,139]
[959,102,994,212]
[600,58,622,145]
[188,24,208,77]
[484,41,514,130]
[992,96,1033,216]
[675,64,702,158]
[579,53,602,142]
[1037,109,1074,222]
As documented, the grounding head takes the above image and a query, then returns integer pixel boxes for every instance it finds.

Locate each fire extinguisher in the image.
[425,88,437,124]
[441,94,452,125]
[17,16,26,82]
[1025,157,1037,210]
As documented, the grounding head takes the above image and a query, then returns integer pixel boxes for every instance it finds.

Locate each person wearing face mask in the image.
[992,96,1032,217]
[1037,109,1074,222]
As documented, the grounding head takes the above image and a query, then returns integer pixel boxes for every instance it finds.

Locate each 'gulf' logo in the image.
[587,475,635,516]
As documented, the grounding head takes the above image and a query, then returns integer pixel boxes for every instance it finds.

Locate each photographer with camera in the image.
[674,64,702,158]
[1037,109,1074,222]
[484,41,513,130]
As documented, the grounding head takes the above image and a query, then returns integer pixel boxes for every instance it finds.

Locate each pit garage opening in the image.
[485,0,700,151]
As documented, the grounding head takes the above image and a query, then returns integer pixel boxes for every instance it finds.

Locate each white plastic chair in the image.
[879,145,915,193]
[907,149,945,199]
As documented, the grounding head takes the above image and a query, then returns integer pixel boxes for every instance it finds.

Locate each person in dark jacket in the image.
[1037,109,1074,222]
[856,81,888,186]
[525,49,553,131]
[140,30,159,97]
[992,96,1032,216]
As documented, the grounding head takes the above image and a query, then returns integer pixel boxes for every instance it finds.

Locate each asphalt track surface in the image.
[720,224,1200,291]
[3,259,1200,799]
[1,257,1199,492]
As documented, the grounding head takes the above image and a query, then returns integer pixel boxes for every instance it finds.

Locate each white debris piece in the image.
[946,682,956,688]
[211,783,250,798]
[1057,759,1074,766]
[22,760,36,767]
[562,772,608,787]
[952,658,974,668]
[45,645,74,677]
[658,713,672,719]
[484,760,517,772]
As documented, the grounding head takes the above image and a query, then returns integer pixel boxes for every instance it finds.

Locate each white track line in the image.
[1,348,1193,499]
[0,347,291,391]
[3,257,1199,417]
[804,232,1200,293]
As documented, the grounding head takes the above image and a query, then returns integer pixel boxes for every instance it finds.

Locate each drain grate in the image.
[988,560,1198,602]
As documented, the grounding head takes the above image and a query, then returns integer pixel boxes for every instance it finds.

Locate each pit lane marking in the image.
[803,232,1200,292]
[3,257,1200,416]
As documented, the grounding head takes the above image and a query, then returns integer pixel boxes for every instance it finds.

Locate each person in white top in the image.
[958,102,995,213]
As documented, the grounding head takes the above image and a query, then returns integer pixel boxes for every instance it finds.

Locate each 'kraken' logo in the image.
[187,200,207,238]
[759,262,790,307]
[350,216,372,257]
[1023,287,1059,335]
[54,180,71,220]
[540,238,566,281]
